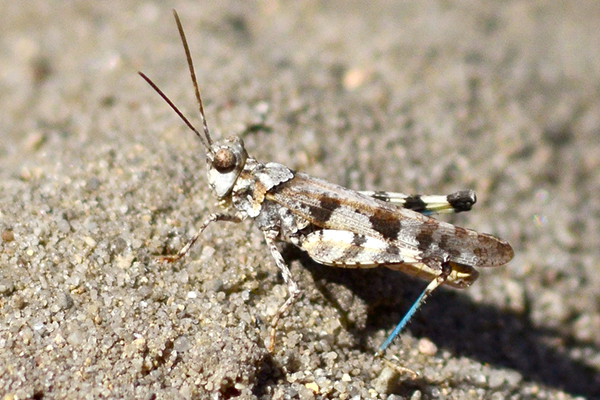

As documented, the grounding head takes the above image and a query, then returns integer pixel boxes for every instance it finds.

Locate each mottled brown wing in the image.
[267,172,514,268]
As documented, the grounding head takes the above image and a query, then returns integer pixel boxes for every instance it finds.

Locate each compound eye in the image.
[213,148,236,173]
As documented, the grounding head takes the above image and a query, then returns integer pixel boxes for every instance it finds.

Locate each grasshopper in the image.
[139,10,514,355]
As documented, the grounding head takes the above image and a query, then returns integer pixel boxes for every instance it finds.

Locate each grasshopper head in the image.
[206,137,248,199]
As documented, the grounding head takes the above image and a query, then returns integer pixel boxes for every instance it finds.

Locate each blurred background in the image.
[1,1,599,398]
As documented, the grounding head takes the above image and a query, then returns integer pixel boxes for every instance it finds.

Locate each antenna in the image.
[138,72,210,150]
[172,9,213,147]
[138,10,213,149]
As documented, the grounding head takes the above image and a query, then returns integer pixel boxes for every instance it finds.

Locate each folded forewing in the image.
[267,173,514,268]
